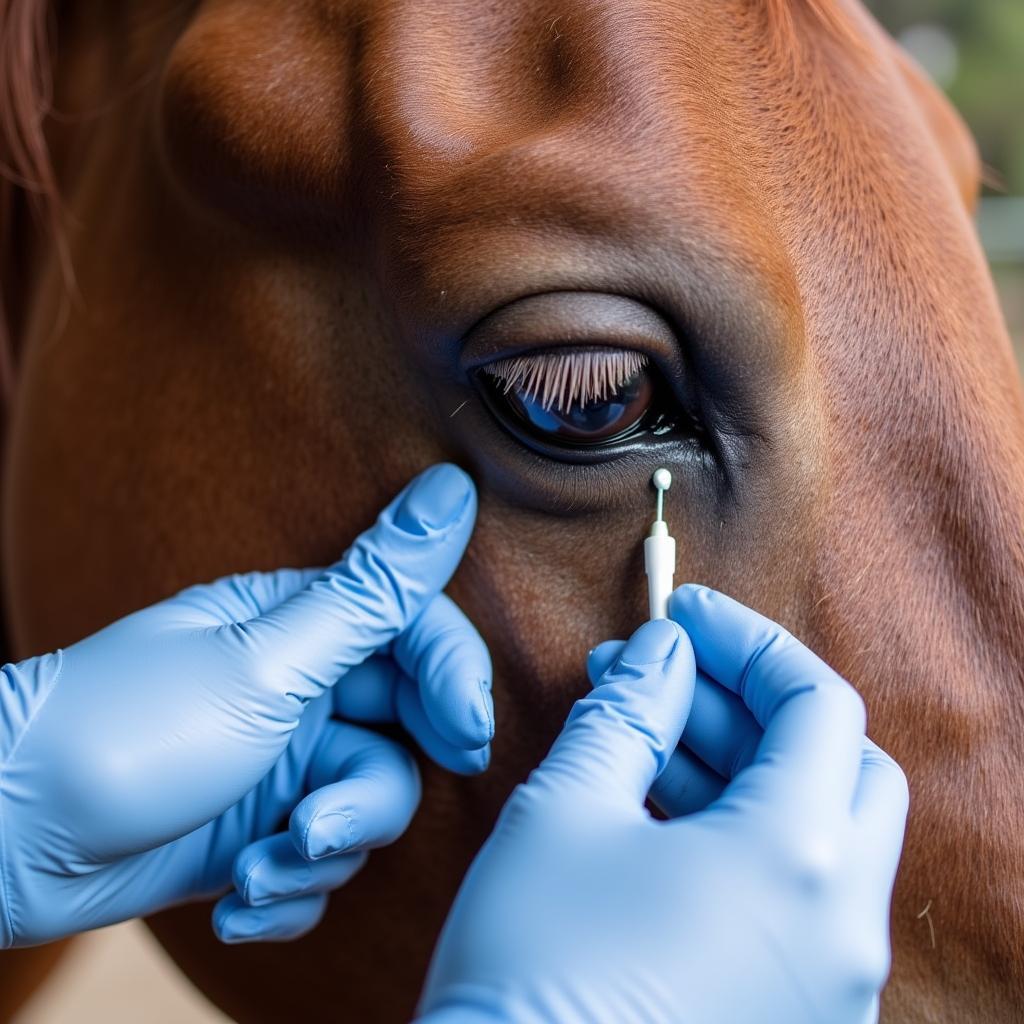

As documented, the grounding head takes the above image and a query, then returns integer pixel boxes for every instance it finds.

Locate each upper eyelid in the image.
[480,347,649,413]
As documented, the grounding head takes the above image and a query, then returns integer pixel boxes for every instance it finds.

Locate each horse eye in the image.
[478,349,659,448]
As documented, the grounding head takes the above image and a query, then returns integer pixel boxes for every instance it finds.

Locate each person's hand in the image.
[418,586,908,1024]
[0,464,493,948]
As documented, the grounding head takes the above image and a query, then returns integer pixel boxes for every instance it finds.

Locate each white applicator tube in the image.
[645,468,676,620]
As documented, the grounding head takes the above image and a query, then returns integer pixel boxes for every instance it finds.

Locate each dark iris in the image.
[484,366,655,446]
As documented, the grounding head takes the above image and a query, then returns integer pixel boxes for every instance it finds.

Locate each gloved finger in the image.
[532,619,695,807]
[588,635,735,815]
[852,738,910,879]
[220,463,476,704]
[334,656,491,774]
[332,654,400,722]
[289,720,422,861]
[669,584,866,824]
[393,593,494,750]
[395,670,491,775]
[681,671,763,781]
[212,890,327,944]
[586,640,625,682]
[171,567,322,626]
[590,643,762,783]
[650,745,728,817]
[232,832,368,907]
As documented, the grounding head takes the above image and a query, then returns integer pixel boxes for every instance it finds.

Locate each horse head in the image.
[3,2,1022,1020]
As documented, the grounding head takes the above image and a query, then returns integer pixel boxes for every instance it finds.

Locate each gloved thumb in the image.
[222,463,476,703]
[529,619,696,808]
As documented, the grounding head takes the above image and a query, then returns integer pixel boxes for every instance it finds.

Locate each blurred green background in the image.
[867,1,1024,353]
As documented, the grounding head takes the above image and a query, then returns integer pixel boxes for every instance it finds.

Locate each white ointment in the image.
[644,469,676,620]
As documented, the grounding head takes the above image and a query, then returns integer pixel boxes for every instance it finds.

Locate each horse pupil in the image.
[505,370,654,445]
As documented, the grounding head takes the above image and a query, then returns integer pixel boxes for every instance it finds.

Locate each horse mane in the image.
[0,0,54,407]
[766,0,859,47]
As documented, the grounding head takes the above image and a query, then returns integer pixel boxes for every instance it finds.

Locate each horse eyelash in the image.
[481,349,649,413]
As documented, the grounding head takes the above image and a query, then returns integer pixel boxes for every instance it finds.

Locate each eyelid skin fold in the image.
[460,292,682,371]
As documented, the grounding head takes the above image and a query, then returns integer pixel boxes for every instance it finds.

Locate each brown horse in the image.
[3,1,1023,1021]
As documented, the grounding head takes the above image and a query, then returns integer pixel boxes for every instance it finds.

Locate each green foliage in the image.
[865,0,1024,195]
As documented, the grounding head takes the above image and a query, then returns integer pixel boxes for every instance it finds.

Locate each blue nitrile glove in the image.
[418,586,908,1024]
[0,464,493,948]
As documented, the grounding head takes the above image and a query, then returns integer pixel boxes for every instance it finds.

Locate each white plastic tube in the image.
[645,521,676,620]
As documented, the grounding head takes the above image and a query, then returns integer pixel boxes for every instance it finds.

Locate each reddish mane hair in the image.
[1,0,53,405]
[766,0,857,42]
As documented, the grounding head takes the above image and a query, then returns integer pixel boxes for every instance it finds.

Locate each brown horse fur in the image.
[2,2,1023,1021]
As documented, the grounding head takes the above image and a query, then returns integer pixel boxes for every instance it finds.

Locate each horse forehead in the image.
[357,1,858,184]
[159,0,947,376]
[168,0,862,178]
[360,0,751,145]
[162,1,834,283]
[349,2,825,301]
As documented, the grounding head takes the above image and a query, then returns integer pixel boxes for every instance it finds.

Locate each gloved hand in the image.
[418,585,909,1024]
[0,464,493,948]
